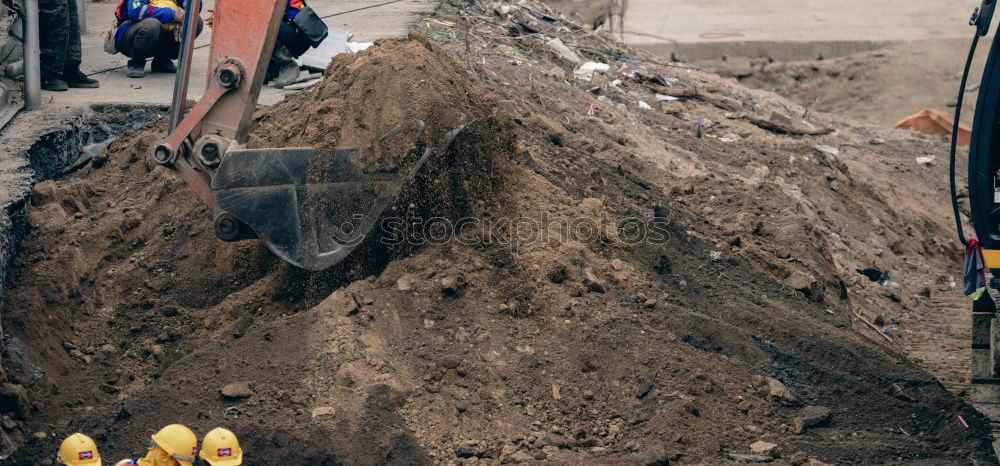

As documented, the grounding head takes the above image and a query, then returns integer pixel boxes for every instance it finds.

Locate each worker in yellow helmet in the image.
[114,424,198,466]
[199,427,243,465]
[58,433,101,466]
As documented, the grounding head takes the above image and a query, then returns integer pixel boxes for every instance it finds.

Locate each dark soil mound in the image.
[0,15,994,466]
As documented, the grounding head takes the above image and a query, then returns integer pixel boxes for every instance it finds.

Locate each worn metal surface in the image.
[22,0,38,110]
[168,0,203,131]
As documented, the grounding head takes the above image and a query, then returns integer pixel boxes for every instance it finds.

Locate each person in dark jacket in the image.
[206,0,325,88]
[39,0,100,90]
[112,0,203,78]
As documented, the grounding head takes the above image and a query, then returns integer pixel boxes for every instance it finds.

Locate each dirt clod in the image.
[220,382,253,400]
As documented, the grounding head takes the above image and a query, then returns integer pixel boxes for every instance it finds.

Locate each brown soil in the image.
[0,4,995,466]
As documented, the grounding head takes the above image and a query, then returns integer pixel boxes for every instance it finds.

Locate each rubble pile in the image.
[0,1,992,464]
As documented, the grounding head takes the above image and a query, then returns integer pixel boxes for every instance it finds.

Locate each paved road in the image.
[623,0,982,60]
[43,0,437,107]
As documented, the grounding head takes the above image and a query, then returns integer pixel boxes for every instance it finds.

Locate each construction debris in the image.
[0,0,994,464]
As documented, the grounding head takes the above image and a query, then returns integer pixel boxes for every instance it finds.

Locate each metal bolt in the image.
[152,145,175,165]
[219,68,238,88]
[202,142,220,164]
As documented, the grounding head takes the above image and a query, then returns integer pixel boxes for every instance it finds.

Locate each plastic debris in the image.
[545,38,582,64]
[655,94,679,102]
[696,116,704,138]
[894,108,971,146]
[588,103,600,117]
[638,101,653,110]
[298,27,352,70]
[813,145,840,157]
[959,415,970,428]
[915,155,936,166]
[574,62,610,81]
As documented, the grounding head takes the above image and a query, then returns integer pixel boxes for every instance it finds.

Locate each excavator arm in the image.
[149,0,430,270]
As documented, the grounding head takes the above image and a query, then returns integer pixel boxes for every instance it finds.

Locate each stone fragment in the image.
[221,382,253,399]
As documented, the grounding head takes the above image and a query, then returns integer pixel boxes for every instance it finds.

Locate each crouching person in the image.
[58,433,101,466]
[206,0,327,88]
[199,427,243,465]
[114,424,198,466]
[112,0,204,78]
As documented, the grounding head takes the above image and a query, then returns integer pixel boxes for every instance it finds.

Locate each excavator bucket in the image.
[211,122,435,271]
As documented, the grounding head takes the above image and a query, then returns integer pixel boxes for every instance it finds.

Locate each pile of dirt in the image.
[0,4,995,465]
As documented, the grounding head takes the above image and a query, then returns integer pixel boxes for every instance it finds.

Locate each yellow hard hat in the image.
[150,424,197,466]
[58,433,101,466]
[199,427,243,465]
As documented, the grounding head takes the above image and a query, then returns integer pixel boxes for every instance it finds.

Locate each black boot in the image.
[41,76,69,91]
[267,45,300,89]
[63,68,100,88]
[127,58,146,78]
[151,58,177,73]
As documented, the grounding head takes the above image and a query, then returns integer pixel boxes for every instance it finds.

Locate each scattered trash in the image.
[223,406,243,420]
[915,155,936,166]
[298,27,352,70]
[893,108,971,146]
[655,94,680,102]
[812,145,840,157]
[857,268,892,286]
[422,16,456,27]
[587,103,600,117]
[959,415,970,428]
[574,61,610,81]
[696,116,704,138]
[347,42,374,53]
[546,38,581,64]
[638,101,653,110]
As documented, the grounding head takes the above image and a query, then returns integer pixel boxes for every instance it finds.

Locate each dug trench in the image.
[0,32,994,464]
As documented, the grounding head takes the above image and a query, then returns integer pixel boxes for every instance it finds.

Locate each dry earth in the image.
[0,2,992,465]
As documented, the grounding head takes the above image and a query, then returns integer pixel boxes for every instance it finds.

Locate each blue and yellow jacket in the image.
[113,0,190,50]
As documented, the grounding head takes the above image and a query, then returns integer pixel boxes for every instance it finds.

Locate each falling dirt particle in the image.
[397,275,417,291]
[583,268,608,293]
[311,406,336,418]
[319,290,359,316]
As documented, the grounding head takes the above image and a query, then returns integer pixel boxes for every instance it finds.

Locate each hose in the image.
[951,32,980,246]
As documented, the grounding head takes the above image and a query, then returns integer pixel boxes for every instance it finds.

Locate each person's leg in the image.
[277,22,311,58]
[61,0,99,88]
[152,18,203,72]
[37,0,70,90]
[267,22,303,88]
[121,18,163,78]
